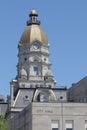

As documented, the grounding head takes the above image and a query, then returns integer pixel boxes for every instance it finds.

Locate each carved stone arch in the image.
[33,88,57,102]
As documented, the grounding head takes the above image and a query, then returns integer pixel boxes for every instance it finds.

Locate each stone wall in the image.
[9,102,87,130]
[68,76,87,102]
[0,103,8,115]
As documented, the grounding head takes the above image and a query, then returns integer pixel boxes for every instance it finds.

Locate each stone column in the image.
[10,80,14,107]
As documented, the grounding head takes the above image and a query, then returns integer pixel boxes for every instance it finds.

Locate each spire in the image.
[27,9,40,26]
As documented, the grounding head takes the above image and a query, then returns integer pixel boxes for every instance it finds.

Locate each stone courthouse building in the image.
[8,9,87,130]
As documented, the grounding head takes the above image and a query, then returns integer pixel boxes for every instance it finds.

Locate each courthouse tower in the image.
[10,10,66,112]
[9,9,87,130]
[17,9,56,87]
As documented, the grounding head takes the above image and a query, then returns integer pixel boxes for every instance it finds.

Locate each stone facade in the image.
[68,76,87,102]
[8,9,87,130]
[9,102,87,130]
[0,102,7,115]
[0,95,8,115]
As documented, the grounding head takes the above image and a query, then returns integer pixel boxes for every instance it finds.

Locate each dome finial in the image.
[29,9,38,17]
[27,9,40,26]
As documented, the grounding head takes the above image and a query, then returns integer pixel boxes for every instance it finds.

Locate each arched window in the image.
[33,89,56,102]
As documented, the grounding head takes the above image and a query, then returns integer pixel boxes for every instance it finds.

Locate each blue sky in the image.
[0,1,87,97]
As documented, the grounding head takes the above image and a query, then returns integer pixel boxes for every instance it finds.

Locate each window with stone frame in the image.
[66,120,73,130]
[33,66,39,75]
[51,120,59,130]
[85,120,87,130]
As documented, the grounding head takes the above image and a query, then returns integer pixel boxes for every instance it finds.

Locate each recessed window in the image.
[33,66,39,75]
[51,120,59,130]
[85,120,87,130]
[43,95,49,102]
[40,94,49,102]
[66,120,73,130]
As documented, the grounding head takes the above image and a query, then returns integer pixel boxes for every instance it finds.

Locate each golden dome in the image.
[20,25,48,45]
[20,10,48,45]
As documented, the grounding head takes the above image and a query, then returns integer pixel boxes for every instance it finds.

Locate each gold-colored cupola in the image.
[20,9,48,45]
